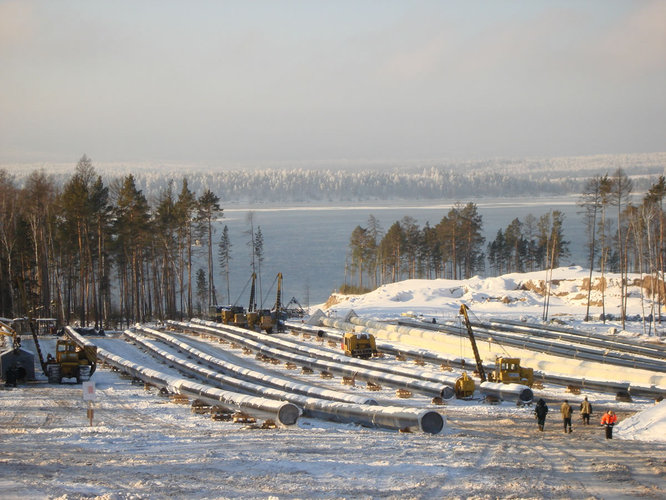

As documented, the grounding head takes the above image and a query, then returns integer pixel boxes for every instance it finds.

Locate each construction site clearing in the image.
[1,319,666,498]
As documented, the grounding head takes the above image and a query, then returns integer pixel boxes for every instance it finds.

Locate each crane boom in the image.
[459,304,486,382]
[248,272,257,312]
[273,272,282,312]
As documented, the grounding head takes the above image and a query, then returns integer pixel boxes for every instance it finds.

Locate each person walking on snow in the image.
[580,396,592,425]
[534,398,549,432]
[601,410,618,439]
[561,400,573,433]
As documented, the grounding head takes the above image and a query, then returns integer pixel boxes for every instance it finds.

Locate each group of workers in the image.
[534,396,618,439]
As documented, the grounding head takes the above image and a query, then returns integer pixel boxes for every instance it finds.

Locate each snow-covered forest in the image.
[5,152,665,203]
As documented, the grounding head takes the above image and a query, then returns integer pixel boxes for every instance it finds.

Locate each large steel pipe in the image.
[479,381,533,403]
[489,318,666,358]
[320,317,534,403]
[177,319,455,400]
[287,320,467,376]
[88,334,300,426]
[402,317,666,372]
[127,328,444,433]
[131,326,375,405]
[249,321,465,389]
[313,315,666,400]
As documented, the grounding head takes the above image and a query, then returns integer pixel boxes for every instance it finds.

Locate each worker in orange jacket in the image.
[600,410,618,439]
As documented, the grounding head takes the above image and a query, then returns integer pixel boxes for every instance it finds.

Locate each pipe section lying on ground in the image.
[287,320,467,372]
[318,316,534,403]
[175,319,455,400]
[131,325,375,405]
[479,381,533,403]
[393,318,666,398]
[83,330,300,426]
[489,318,666,358]
[402,317,666,373]
[270,321,465,389]
[127,327,445,433]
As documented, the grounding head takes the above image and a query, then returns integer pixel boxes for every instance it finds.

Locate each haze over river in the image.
[204,196,586,309]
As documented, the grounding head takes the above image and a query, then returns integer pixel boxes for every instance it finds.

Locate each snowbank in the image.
[616,400,666,442]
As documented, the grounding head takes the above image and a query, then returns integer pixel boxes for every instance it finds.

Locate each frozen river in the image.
[213,196,586,307]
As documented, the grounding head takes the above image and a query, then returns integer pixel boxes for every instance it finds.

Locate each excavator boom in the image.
[459,304,487,382]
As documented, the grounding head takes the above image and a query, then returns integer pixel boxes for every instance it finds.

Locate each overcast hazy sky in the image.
[1,1,664,166]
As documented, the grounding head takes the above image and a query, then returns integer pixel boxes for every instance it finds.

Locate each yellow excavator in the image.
[246,272,276,333]
[10,277,97,384]
[459,304,533,388]
[0,320,21,352]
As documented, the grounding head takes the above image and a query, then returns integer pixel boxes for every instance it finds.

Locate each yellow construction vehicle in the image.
[249,272,284,334]
[214,305,247,328]
[0,320,21,352]
[489,357,534,387]
[46,339,97,384]
[341,332,377,359]
[454,371,476,399]
[459,304,533,387]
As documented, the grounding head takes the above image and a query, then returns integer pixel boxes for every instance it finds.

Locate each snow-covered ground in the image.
[1,266,665,499]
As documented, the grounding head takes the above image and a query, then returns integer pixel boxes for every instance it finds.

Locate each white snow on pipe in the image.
[281,321,465,388]
[340,315,666,389]
[92,335,300,426]
[290,321,467,369]
[64,327,97,348]
[321,317,535,403]
[180,319,455,399]
[127,328,445,433]
[130,326,375,405]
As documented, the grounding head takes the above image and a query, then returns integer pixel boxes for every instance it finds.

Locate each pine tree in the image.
[218,225,232,305]
[175,179,197,318]
[197,189,222,307]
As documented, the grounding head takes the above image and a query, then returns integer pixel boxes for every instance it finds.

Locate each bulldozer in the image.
[489,357,534,387]
[46,338,97,384]
[341,332,377,359]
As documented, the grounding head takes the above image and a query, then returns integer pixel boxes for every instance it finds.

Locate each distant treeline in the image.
[8,152,665,203]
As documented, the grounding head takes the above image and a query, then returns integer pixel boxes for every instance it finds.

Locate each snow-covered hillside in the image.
[317,266,666,444]
[322,266,665,334]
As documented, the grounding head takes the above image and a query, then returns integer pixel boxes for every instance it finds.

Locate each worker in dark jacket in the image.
[561,400,573,433]
[534,398,549,432]
[580,396,592,425]
[601,410,618,439]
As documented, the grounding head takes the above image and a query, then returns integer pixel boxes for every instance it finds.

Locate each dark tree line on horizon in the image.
[11,153,665,204]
